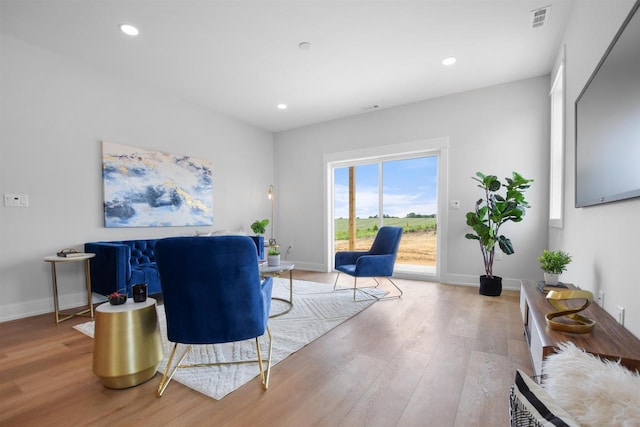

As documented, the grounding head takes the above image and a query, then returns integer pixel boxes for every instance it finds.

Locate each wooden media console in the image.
[519,279,640,377]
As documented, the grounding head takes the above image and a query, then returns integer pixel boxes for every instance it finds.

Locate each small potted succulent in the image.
[267,247,280,267]
[108,290,127,305]
[538,249,572,285]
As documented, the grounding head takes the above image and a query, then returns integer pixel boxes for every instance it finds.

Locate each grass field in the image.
[334,217,436,240]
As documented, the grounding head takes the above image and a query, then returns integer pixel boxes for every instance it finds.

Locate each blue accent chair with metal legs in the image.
[154,235,273,397]
[334,226,403,301]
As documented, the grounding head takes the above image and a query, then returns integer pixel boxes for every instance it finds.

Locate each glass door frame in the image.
[323,137,449,282]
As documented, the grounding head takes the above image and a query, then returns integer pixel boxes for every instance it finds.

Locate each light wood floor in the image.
[1,271,533,426]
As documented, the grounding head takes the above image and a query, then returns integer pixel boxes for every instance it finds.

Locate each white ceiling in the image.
[0,0,576,132]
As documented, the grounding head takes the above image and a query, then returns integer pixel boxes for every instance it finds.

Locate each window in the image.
[549,61,564,228]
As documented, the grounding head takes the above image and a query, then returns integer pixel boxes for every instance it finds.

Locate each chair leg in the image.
[386,277,403,298]
[353,277,357,301]
[333,272,360,300]
[158,331,274,397]
[256,326,273,390]
[353,277,403,302]
[336,273,403,302]
[157,343,193,397]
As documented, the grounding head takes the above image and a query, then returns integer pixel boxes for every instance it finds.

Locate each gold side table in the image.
[93,298,164,389]
[43,253,95,323]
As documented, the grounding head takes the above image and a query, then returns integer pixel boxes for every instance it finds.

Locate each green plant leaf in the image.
[498,236,514,254]
[483,175,500,191]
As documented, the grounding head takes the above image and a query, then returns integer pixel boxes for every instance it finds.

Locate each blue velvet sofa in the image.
[85,236,264,297]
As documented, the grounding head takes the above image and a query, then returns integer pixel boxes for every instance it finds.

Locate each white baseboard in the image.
[0,292,107,323]
[441,273,522,291]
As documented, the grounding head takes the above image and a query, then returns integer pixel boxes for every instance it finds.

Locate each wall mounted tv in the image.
[575,1,640,207]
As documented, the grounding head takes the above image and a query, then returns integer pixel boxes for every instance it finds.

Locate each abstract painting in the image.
[102,141,213,227]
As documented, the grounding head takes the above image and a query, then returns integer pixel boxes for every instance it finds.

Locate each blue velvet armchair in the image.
[334,226,403,301]
[154,235,273,397]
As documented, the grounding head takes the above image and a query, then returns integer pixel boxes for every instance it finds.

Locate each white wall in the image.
[550,0,640,339]
[0,35,274,321]
[274,76,550,289]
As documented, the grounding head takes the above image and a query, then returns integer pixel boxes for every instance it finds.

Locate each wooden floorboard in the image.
[398,334,473,426]
[0,271,531,426]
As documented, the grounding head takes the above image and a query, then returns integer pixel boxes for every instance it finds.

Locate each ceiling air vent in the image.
[530,6,551,29]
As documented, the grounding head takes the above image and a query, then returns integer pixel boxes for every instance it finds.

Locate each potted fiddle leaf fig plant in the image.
[465,171,533,296]
[538,249,572,285]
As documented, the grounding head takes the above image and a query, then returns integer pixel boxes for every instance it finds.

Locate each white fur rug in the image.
[543,342,640,427]
[75,278,384,399]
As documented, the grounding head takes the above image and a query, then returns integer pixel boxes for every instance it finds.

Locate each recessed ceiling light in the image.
[120,24,139,36]
[298,41,312,50]
[277,104,288,110]
[442,56,457,66]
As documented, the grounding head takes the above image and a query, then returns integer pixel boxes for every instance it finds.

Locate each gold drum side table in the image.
[93,298,164,389]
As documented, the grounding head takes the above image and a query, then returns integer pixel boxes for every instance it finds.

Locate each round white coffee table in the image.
[259,261,294,317]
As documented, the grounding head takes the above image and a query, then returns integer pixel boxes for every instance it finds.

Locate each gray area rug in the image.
[74,278,384,399]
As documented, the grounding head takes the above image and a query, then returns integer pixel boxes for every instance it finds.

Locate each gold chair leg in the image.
[158,330,273,396]
[157,343,192,397]
[334,272,341,289]
[256,326,273,390]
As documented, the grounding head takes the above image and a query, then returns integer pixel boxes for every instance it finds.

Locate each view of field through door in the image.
[333,155,438,275]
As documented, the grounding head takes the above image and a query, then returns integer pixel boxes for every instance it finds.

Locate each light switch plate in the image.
[4,193,29,207]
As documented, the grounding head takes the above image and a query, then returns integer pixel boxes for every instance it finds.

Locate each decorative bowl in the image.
[108,293,127,305]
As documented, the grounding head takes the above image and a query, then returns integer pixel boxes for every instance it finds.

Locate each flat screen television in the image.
[575,1,640,207]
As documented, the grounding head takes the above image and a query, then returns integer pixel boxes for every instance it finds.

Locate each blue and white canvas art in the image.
[102,141,213,227]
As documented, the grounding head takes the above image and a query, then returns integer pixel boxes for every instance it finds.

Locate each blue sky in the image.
[334,156,438,218]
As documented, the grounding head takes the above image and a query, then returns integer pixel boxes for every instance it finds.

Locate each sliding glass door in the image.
[333,155,438,275]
